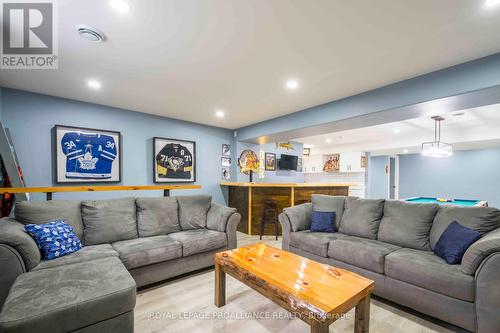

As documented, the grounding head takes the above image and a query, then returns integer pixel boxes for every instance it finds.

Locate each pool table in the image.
[404,197,488,207]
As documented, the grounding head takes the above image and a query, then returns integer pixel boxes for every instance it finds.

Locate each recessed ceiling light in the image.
[393,129,401,134]
[215,110,225,118]
[325,138,332,143]
[403,149,409,153]
[286,79,299,90]
[76,25,106,42]
[485,0,500,7]
[110,0,130,12]
[87,79,101,90]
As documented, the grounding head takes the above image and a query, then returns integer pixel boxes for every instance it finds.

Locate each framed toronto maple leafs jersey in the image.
[153,137,196,183]
[54,125,121,183]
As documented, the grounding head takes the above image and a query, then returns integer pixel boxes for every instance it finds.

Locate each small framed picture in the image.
[265,152,276,171]
[154,137,196,183]
[303,147,311,156]
[221,167,231,181]
[297,157,303,172]
[54,125,121,183]
[221,157,231,167]
[222,144,231,156]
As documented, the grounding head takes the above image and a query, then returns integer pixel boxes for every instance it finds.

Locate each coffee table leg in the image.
[354,294,371,333]
[310,321,329,333]
[215,262,226,307]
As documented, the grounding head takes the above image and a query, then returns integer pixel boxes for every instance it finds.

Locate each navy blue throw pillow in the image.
[434,221,481,264]
[310,211,336,233]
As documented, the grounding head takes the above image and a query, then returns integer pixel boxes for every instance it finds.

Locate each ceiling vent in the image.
[76,25,106,42]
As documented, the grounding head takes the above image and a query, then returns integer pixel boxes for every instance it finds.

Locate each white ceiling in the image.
[2,1,500,129]
[295,103,500,156]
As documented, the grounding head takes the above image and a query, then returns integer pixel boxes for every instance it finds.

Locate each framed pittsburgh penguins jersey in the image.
[154,137,196,183]
[54,125,121,183]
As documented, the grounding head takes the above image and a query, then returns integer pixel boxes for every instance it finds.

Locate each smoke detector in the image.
[76,25,106,42]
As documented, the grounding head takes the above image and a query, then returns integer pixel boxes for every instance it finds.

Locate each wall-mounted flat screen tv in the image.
[278,154,298,170]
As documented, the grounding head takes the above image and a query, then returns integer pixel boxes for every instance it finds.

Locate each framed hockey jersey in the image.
[54,125,121,183]
[154,137,196,183]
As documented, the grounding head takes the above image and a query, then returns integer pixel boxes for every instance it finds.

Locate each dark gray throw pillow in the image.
[378,200,438,251]
[177,195,212,230]
[429,205,500,250]
[136,197,180,237]
[311,194,345,230]
[81,197,138,245]
[338,197,384,239]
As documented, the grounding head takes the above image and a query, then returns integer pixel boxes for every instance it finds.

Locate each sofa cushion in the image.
[112,235,182,270]
[434,221,481,264]
[283,203,312,232]
[338,197,384,239]
[289,230,350,257]
[25,221,82,260]
[378,200,438,251]
[15,200,84,240]
[430,205,500,250]
[0,218,40,271]
[0,257,136,333]
[81,197,138,245]
[32,244,118,271]
[177,195,212,230]
[206,202,237,232]
[168,229,227,256]
[327,236,400,274]
[385,248,475,302]
[136,197,180,237]
[311,195,345,230]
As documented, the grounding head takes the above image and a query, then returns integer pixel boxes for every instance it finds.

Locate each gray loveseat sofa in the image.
[0,195,240,333]
[279,195,500,333]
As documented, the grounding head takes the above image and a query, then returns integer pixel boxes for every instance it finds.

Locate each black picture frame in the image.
[222,144,231,156]
[265,152,276,171]
[153,137,196,183]
[221,157,231,167]
[53,125,122,183]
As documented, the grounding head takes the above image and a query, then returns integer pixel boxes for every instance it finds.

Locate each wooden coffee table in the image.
[214,243,374,333]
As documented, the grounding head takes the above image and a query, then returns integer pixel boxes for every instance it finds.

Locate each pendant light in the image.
[421,116,453,157]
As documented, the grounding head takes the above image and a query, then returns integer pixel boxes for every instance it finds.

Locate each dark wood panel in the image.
[294,186,349,205]
[251,187,291,236]
[228,186,248,233]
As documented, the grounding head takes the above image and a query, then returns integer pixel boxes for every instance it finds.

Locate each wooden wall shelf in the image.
[0,185,201,200]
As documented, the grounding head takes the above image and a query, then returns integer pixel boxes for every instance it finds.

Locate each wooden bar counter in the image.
[220,182,350,236]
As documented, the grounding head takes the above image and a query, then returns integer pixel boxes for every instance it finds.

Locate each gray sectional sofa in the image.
[0,195,240,333]
[279,195,500,333]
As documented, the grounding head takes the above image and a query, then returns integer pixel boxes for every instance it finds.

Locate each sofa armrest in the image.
[475,252,500,332]
[278,213,292,251]
[462,227,500,275]
[282,203,312,232]
[226,213,241,250]
[206,202,237,232]
[0,217,40,271]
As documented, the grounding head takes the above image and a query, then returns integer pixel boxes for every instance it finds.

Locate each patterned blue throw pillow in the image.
[25,220,83,260]
[310,211,337,233]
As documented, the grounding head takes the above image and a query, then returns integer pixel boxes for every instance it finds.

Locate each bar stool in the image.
[259,200,279,240]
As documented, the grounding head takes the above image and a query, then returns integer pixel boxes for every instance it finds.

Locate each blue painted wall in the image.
[1,89,234,203]
[237,53,500,141]
[399,149,500,208]
[235,140,304,183]
[368,155,388,199]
